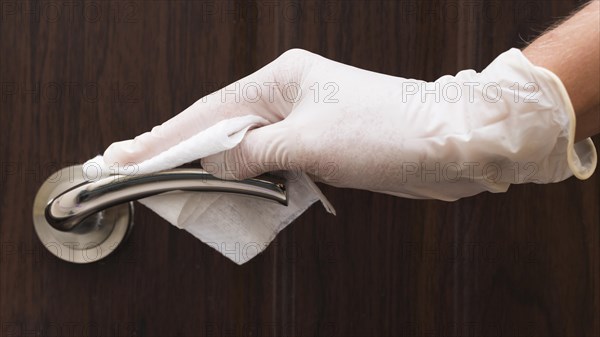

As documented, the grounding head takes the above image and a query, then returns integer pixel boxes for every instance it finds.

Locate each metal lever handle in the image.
[33,165,288,263]
[46,168,287,232]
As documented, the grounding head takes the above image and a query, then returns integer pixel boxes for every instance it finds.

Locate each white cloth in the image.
[84,115,335,265]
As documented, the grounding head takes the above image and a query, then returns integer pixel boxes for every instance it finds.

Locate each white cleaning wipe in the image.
[84,115,335,265]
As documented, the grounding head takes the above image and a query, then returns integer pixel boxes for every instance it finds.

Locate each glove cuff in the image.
[514,48,597,180]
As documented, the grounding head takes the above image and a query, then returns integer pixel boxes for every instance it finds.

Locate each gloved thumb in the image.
[201,121,298,180]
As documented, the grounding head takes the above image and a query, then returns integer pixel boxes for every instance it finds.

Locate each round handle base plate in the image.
[32,165,134,264]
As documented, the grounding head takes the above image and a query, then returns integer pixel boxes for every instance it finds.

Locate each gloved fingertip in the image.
[203,126,295,181]
[201,153,244,180]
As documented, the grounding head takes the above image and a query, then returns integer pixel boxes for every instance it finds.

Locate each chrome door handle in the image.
[46,167,287,232]
[33,165,288,264]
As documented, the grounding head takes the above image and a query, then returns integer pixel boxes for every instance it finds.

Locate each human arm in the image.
[523,0,600,141]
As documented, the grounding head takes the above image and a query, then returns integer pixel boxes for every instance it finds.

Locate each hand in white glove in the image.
[103,48,597,201]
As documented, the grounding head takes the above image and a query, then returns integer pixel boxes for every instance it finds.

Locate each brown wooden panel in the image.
[1,1,598,336]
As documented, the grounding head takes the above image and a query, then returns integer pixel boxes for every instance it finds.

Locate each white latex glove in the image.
[104,48,597,201]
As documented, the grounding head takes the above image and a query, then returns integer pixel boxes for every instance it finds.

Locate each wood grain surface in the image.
[0,1,598,336]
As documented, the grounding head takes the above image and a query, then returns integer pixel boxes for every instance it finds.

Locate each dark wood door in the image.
[1,1,598,336]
